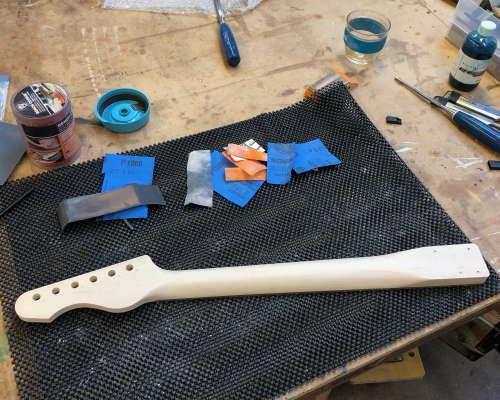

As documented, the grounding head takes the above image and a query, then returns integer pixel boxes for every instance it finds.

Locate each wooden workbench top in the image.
[1,0,499,398]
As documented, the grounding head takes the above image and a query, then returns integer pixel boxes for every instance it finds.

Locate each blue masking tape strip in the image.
[267,143,295,185]
[99,154,155,220]
[292,139,341,174]
[211,151,264,207]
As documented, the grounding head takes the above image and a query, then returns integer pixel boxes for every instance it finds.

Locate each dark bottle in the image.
[449,21,497,92]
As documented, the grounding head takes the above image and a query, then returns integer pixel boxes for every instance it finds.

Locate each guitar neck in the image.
[15,244,489,323]
[149,243,488,300]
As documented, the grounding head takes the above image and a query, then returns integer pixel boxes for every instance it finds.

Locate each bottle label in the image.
[450,49,492,85]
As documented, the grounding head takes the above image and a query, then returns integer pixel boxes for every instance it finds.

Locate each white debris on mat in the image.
[185,150,213,207]
[102,0,263,16]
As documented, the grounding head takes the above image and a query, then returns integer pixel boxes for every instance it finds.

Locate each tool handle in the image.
[219,23,240,67]
[453,111,500,153]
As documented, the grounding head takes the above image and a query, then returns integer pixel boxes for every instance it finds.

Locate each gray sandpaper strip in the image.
[0,122,25,185]
[58,184,166,230]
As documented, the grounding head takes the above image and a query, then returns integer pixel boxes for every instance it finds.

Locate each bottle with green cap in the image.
[449,20,497,92]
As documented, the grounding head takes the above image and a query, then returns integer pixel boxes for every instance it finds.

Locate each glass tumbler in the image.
[344,10,391,65]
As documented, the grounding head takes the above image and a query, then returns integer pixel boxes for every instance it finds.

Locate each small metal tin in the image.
[95,88,150,133]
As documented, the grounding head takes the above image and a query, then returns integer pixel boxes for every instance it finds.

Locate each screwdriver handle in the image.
[219,23,240,67]
[453,111,500,153]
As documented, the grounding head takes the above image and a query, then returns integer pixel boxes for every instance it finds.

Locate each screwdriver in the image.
[214,0,240,67]
[395,77,500,154]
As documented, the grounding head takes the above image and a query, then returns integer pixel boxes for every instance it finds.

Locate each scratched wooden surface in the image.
[1,0,500,398]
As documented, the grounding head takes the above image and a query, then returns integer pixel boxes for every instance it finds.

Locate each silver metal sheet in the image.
[0,122,25,185]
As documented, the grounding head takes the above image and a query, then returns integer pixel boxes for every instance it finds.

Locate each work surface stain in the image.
[0,333,10,364]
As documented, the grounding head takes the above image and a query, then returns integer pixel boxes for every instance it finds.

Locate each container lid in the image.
[95,88,150,133]
[479,21,496,37]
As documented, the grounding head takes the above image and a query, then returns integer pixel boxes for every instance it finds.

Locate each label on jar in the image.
[450,49,492,85]
[13,82,67,118]
[20,111,80,166]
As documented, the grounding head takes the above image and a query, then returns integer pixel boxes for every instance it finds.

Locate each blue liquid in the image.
[449,30,497,92]
[344,17,388,54]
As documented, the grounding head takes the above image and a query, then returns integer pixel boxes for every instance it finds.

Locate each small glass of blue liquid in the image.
[344,10,391,65]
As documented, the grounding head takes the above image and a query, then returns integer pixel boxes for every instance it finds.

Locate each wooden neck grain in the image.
[148,244,488,301]
[15,244,489,323]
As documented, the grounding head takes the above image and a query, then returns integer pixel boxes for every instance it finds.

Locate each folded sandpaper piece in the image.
[267,139,341,184]
[99,153,155,220]
[57,184,166,230]
[211,150,264,206]
[225,138,265,161]
[293,138,341,174]
[267,142,296,184]
[0,122,25,185]
[184,150,213,207]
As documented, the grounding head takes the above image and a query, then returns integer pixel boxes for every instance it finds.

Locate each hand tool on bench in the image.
[16,244,489,323]
[214,0,240,67]
[395,77,500,154]
[434,96,500,131]
[444,90,500,122]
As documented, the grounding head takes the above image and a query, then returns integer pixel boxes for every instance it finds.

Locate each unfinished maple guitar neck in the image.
[15,244,489,323]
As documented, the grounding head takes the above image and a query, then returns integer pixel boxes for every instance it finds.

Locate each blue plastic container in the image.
[95,88,150,133]
[449,21,497,92]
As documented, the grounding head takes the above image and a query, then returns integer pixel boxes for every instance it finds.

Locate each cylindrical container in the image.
[344,10,391,65]
[449,21,498,92]
[95,88,150,133]
[10,82,81,169]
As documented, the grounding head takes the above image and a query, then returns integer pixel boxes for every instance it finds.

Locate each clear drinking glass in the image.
[344,10,391,65]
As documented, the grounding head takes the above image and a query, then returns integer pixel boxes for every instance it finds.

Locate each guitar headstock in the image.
[15,255,164,323]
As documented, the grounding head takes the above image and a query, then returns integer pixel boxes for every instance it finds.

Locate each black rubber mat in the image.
[1,83,499,400]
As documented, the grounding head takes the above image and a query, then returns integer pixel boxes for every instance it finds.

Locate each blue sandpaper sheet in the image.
[211,151,263,207]
[267,140,341,184]
[99,153,155,220]
[102,153,155,177]
[266,143,295,185]
[292,138,341,174]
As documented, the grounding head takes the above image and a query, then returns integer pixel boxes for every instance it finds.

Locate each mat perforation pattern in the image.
[1,84,499,400]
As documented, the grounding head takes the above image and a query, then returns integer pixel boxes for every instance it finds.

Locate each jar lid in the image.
[95,88,150,133]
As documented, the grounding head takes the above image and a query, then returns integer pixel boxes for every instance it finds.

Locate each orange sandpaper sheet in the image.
[227,144,268,162]
[222,151,267,176]
[225,168,266,181]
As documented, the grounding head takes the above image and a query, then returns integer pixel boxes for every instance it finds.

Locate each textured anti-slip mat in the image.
[1,83,499,400]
